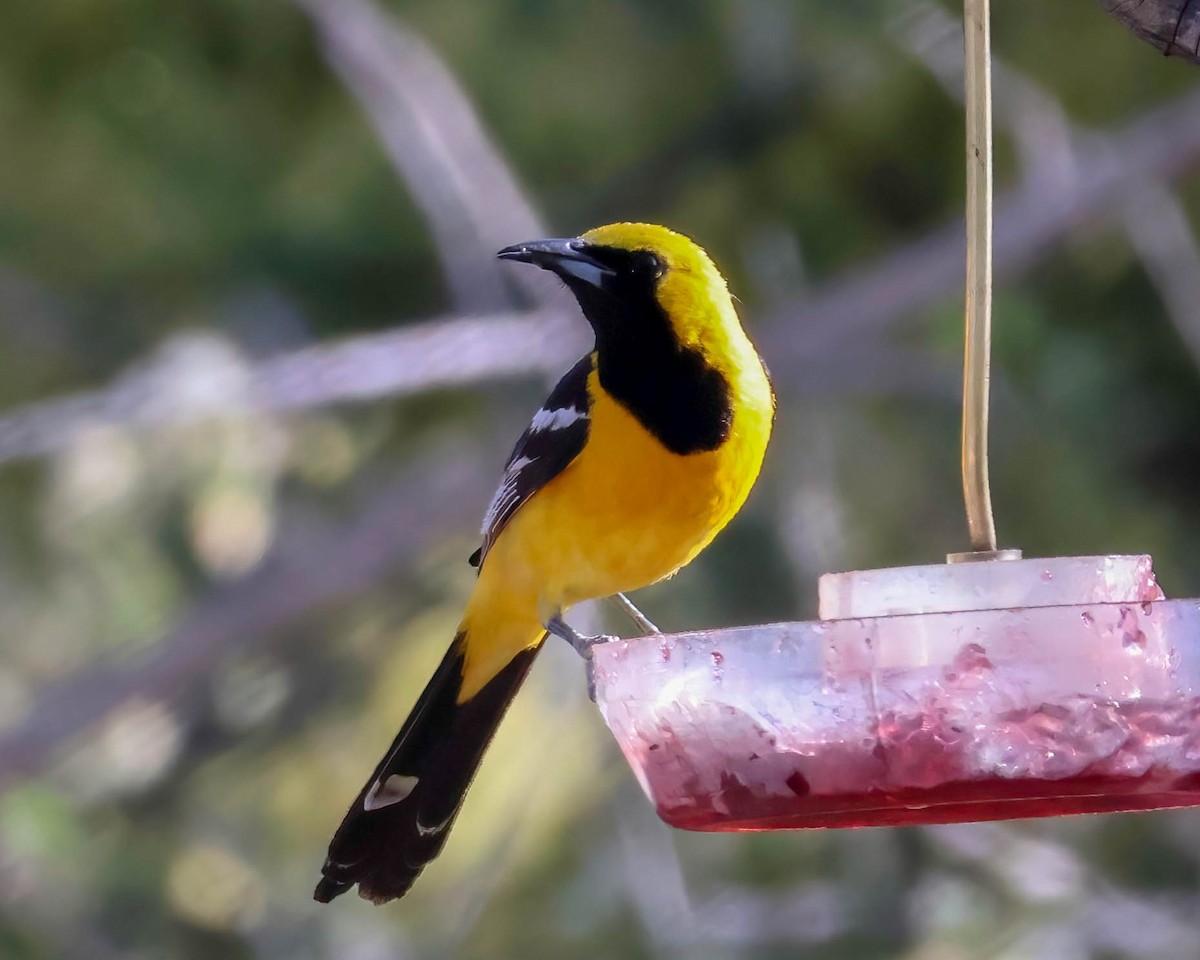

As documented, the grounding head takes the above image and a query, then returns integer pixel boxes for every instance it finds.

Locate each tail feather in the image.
[314,631,541,904]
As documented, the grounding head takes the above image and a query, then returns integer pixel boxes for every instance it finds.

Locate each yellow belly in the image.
[499,367,773,617]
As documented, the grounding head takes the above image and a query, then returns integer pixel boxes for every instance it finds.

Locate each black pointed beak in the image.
[497,237,613,288]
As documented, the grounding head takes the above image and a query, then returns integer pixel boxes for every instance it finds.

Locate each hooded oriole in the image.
[314,222,774,904]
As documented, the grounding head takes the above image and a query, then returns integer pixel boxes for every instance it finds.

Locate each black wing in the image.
[470,354,593,568]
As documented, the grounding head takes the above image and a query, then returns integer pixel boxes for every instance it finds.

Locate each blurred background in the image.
[2,0,1200,957]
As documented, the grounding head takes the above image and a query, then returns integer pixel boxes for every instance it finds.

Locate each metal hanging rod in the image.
[950,0,1019,565]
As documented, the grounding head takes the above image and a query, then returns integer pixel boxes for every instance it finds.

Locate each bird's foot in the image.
[545,615,617,660]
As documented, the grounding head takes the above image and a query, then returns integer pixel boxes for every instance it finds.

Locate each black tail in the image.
[314,633,539,904]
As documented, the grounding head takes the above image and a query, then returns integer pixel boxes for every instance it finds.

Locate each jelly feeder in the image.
[588,0,1200,831]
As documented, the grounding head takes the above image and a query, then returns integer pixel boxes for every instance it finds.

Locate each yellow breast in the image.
[504,362,773,612]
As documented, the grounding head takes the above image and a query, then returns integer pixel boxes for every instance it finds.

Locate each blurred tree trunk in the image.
[1099,0,1200,63]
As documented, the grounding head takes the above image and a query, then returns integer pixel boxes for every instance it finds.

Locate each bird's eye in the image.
[641,252,665,279]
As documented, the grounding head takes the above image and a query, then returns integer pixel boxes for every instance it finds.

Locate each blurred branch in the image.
[258,309,580,408]
[0,320,945,471]
[0,311,584,467]
[1120,184,1200,368]
[1098,0,1200,63]
[294,0,562,310]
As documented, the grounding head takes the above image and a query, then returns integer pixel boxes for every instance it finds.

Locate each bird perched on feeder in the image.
[314,222,775,904]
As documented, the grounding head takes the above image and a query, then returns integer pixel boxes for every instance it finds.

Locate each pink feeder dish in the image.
[591,555,1200,831]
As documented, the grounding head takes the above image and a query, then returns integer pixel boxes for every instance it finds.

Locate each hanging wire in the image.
[958,0,1002,558]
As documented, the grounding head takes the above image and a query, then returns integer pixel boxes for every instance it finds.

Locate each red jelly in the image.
[592,556,1200,830]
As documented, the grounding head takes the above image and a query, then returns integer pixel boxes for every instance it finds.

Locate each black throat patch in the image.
[567,264,733,456]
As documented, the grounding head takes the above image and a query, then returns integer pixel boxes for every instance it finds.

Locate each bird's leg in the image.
[607,593,660,635]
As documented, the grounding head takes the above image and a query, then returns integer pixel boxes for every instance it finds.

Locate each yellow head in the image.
[578,222,739,355]
[497,222,745,362]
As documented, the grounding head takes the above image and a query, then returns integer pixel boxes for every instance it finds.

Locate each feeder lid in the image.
[818,554,1163,619]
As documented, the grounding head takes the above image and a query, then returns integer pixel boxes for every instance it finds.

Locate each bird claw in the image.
[545,615,617,659]
[569,631,620,660]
